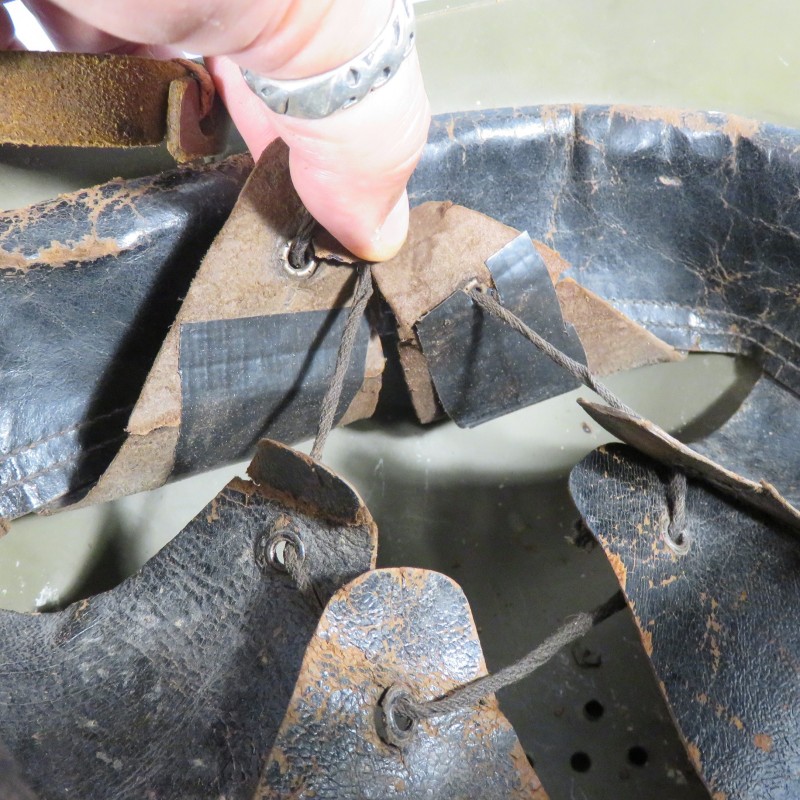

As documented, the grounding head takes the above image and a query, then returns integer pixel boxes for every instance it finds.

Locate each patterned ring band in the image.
[241,0,416,120]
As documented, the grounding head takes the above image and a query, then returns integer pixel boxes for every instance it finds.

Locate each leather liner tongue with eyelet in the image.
[255,567,546,800]
[0,440,376,799]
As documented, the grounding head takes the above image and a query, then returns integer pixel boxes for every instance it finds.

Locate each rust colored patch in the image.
[605,550,628,591]
[0,235,123,272]
[639,625,653,657]
[555,278,683,376]
[205,498,220,524]
[753,734,773,753]
[609,105,761,142]
[687,742,703,774]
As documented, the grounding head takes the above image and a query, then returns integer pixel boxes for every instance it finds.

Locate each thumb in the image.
[207,9,429,261]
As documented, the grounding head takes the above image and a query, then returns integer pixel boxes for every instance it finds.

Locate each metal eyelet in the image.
[377,684,417,747]
[255,527,306,574]
[283,238,318,278]
[663,520,690,556]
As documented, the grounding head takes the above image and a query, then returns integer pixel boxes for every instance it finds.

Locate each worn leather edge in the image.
[568,442,800,800]
[375,202,682,423]
[579,399,800,532]
[64,426,179,513]
[247,439,378,553]
[0,52,228,162]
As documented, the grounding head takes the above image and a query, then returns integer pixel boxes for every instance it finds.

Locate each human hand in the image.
[0,0,431,260]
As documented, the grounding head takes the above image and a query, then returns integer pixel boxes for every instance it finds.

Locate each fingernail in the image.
[369,192,409,261]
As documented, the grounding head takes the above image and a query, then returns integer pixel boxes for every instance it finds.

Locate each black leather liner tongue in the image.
[0,441,376,800]
[255,568,544,799]
[569,444,800,800]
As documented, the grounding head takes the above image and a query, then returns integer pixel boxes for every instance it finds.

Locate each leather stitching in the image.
[0,405,133,463]
[0,433,126,496]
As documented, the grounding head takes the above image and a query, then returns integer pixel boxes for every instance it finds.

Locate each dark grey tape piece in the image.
[416,233,587,427]
[175,310,370,473]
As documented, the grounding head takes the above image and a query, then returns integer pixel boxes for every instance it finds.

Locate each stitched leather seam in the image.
[0,433,127,494]
[608,298,800,350]
[620,316,799,371]
[0,405,133,463]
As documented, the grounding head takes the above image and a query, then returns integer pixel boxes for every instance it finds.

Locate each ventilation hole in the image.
[383,66,392,78]
[583,699,604,721]
[570,752,591,773]
[347,68,360,86]
[627,746,648,767]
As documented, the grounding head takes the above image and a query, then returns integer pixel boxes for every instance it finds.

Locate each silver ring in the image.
[241,0,415,119]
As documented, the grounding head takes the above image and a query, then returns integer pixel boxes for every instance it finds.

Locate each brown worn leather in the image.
[0,52,228,162]
[374,202,682,424]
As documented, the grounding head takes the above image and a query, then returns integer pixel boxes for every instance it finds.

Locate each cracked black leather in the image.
[409,106,800,396]
[0,441,376,800]
[416,232,586,427]
[5,105,800,520]
[256,568,542,799]
[0,743,38,800]
[0,155,252,521]
[569,444,800,800]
